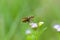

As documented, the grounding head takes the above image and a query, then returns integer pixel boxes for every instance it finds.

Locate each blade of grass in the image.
[0,14,5,40]
[4,14,20,40]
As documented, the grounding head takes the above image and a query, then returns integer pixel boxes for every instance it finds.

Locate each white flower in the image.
[53,24,60,32]
[29,23,38,28]
[38,22,44,26]
[53,25,60,29]
[25,29,31,34]
[57,28,60,32]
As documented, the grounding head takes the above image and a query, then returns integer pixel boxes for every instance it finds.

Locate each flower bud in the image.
[25,29,31,35]
[38,22,44,26]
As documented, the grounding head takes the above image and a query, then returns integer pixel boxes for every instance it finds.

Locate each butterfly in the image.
[22,16,34,23]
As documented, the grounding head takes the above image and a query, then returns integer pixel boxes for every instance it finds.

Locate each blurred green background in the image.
[0,0,60,40]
